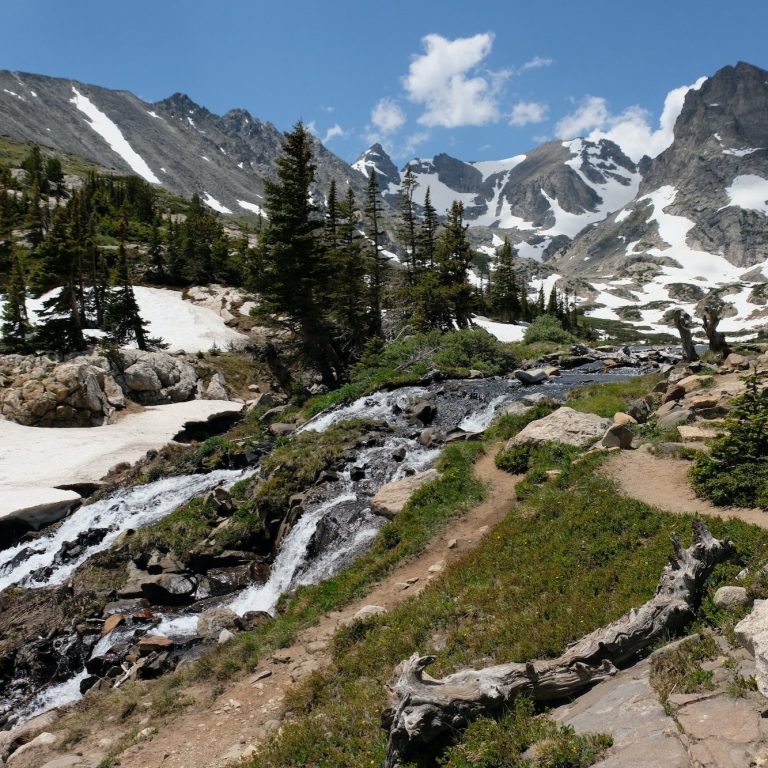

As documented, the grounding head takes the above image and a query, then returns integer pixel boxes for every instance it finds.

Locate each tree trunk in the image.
[672,308,699,362]
[382,520,733,768]
[702,306,730,358]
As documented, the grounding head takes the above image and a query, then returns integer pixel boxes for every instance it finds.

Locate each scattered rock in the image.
[371,469,440,519]
[269,422,294,437]
[218,629,236,645]
[428,561,445,574]
[197,607,241,639]
[657,408,693,431]
[735,599,768,695]
[136,635,174,654]
[601,424,634,450]
[713,586,750,610]
[513,369,548,386]
[354,605,387,621]
[101,613,125,637]
[447,538,457,549]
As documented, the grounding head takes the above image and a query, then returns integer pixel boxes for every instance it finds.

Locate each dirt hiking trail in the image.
[24,446,521,768]
[604,446,768,529]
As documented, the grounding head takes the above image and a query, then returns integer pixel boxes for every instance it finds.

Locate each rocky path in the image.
[17,446,523,768]
[603,446,768,528]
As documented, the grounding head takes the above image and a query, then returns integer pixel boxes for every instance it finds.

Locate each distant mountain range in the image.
[1,62,766,336]
[0,70,368,217]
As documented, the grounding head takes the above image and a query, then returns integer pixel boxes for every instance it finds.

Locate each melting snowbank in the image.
[0,400,243,526]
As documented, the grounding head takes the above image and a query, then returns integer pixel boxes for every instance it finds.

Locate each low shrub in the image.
[691,372,768,508]
[523,315,576,345]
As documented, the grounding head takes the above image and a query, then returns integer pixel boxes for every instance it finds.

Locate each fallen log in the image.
[382,520,733,767]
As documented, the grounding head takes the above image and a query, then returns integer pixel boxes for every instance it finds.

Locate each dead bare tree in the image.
[382,520,733,767]
[672,308,699,362]
[702,304,730,358]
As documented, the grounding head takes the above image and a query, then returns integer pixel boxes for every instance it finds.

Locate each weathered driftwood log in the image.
[382,520,733,767]
[673,308,699,362]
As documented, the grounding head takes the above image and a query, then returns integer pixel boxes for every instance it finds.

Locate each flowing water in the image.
[0,366,645,725]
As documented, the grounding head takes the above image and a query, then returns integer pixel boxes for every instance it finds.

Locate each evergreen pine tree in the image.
[419,187,438,270]
[1,249,30,351]
[490,237,520,323]
[258,121,342,386]
[398,166,419,281]
[103,222,150,350]
[435,201,475,329]
[364,170,385,338]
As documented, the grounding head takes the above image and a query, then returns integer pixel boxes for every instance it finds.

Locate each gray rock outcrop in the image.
[510,407,612,448]
[371,469,440,519]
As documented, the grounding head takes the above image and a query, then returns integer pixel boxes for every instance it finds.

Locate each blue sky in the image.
[2,1,767,164]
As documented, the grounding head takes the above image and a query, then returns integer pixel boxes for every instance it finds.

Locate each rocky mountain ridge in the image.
[354,137,640,261]
[0,70,369,217]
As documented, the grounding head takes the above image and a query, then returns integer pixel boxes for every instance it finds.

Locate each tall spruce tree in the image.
[435,201,475,329]
[258,121,342,386]
[398,166,419,281]
[1,249,30,351]
[364,170,385,337]
[104,222,149,350]
[490,237,520,323]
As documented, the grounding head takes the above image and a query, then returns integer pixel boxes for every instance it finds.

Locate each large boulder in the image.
[735,599,768,695]
[513,369,548,386]
[0,356,115,427]
[115,350,198,404]
[371,469,440,519]
[510,407,612,448]
[197,607,241,638]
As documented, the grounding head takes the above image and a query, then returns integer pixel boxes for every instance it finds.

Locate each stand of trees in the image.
[1,136,586,371]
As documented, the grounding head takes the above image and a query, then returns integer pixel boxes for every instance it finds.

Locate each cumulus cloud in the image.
[322,124,345,143]
[403,33,506,127]
[555,77,706,161]
[371,97,406,135]
[521,56,554,71]
[509,101,549,126]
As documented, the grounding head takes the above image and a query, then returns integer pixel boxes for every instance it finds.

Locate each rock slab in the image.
[510,407,612,448]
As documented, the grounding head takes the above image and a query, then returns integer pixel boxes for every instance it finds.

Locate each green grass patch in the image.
[650,633,718,706]
[566,373,662,418]
[300,328,519,418]
[440,699,612,768]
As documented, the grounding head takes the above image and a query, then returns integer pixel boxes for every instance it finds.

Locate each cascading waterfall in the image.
[0,468,255,592]
[1,365,648,726]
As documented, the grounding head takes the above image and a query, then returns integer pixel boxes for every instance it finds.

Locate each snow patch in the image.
[726,174,768,214]
[133,286,246,352]
[202,192,232,214]
[472,316,526,342]
[237,199,267,217]
[70,87,161,184]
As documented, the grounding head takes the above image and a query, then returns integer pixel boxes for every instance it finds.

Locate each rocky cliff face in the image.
[356,139,640,261]
[0,71,368,216]
[551,62,768,337]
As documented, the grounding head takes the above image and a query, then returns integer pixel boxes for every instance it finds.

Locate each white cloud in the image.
[521,56,554,71]
[322,123,345,143]
[403,33,506,128]
[403,131,430,156]
[554,77,706,161]
[509,101,549,126]
[371,97,406,135]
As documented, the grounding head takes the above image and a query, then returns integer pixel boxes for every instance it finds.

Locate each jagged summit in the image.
[352,142,401,192]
